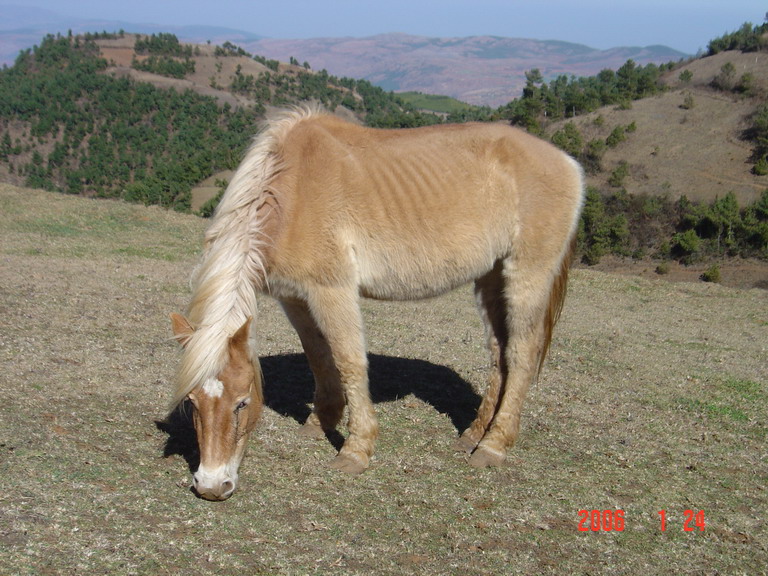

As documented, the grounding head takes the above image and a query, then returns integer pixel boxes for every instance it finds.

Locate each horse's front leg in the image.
[281,299,346,438]
[304,285,378,474]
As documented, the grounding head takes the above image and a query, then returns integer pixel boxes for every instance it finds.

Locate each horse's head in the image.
[170,314,263,501]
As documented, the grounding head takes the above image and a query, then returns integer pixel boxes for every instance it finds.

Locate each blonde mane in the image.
[171,106,320,408]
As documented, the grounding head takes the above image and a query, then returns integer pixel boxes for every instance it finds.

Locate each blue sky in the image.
[11,0,767,54]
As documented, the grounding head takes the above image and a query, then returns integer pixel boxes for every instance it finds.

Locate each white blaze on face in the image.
[202,377,224,398]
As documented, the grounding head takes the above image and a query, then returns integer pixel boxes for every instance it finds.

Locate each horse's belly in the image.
[354,242,497,301]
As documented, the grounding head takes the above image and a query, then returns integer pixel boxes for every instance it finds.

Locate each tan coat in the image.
[172,106,584,499]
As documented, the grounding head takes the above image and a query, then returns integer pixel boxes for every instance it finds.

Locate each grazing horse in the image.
[170,106,584,500]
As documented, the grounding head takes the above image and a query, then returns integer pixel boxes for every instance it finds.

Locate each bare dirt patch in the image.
[585,255,768,290]
[1,184,766,575]
[97,35,264,109]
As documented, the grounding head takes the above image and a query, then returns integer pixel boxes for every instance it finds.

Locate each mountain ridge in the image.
[243,33,687,105]
[0,5,686,106]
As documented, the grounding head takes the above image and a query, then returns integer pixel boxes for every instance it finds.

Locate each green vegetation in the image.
[0,33,260,210]
[746,103,768,175]
[548,119,637,176]
[500,60,674,133]
[396,91,488,117]
[707,21,768,55]
[700,263,721,283]
[550,122,583,158]
[578,187,631,265]
[577,189,768,264]
[132,33,197,79]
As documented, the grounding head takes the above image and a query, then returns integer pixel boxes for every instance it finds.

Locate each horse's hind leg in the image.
[455,261,508,453]
[468,257,556,467]
[281,299,346,438]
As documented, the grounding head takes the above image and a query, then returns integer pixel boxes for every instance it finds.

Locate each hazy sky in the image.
[13,0,767,54]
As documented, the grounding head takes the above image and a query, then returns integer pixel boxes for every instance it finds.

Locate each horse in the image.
[170,105,584,500]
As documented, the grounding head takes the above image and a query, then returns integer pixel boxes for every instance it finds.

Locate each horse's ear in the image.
[228,317,253,358]
[170,313,195,348]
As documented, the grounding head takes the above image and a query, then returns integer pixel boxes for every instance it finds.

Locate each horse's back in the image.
[267,114,583,300]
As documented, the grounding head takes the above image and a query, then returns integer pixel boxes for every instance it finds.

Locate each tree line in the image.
[579,188,768,266]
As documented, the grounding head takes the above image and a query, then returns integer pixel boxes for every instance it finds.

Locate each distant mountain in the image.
[0,4,686,105]
[244,34,689,105]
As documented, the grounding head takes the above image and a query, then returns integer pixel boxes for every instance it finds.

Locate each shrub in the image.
[736,73,755,96]
[551,122,583,158]
[753,157,768,176]
[701,264,721,283]
[578,187,631,264]
[582,139,606,173]
[711,62,736,91]
[671,229,701,263]
[608,161,630,188]
[606,126,627,148]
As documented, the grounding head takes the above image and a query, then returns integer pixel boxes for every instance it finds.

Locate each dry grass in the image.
[1,183,766,575]
[548,51,768,207]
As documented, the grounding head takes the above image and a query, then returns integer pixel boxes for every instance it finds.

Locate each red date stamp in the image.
[578,509,706,532]
[659,509,706,532]
[577,509,625,532]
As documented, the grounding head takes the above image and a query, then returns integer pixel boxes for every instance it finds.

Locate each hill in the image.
[1,181,766,573]
[0,32,437,210]
[244,34,687,106]
[545,50,768,206]
[0,4,264,66]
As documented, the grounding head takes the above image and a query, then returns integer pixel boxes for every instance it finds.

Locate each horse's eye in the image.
[235,399,249,413]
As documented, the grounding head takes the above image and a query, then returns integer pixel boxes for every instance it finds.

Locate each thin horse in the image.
[170,106,584,500]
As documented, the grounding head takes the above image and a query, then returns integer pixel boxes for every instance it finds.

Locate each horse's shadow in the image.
[157,353,482,471]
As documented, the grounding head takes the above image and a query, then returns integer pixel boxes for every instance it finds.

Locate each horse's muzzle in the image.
[192,467,236,501]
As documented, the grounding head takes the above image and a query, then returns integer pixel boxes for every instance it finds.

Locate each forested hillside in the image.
[0,32,437,211]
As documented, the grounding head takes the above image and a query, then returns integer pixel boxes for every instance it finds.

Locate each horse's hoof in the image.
[329,451,368,474]
[299,420,327,439]
[468,445,506,468]
[453,430,481,454]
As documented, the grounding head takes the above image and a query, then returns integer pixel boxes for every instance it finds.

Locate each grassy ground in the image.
[396,92,476,114]
[1,183,766,575]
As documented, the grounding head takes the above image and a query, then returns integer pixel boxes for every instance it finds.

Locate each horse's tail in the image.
[535,155,583,381]
[536,233,576,379]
